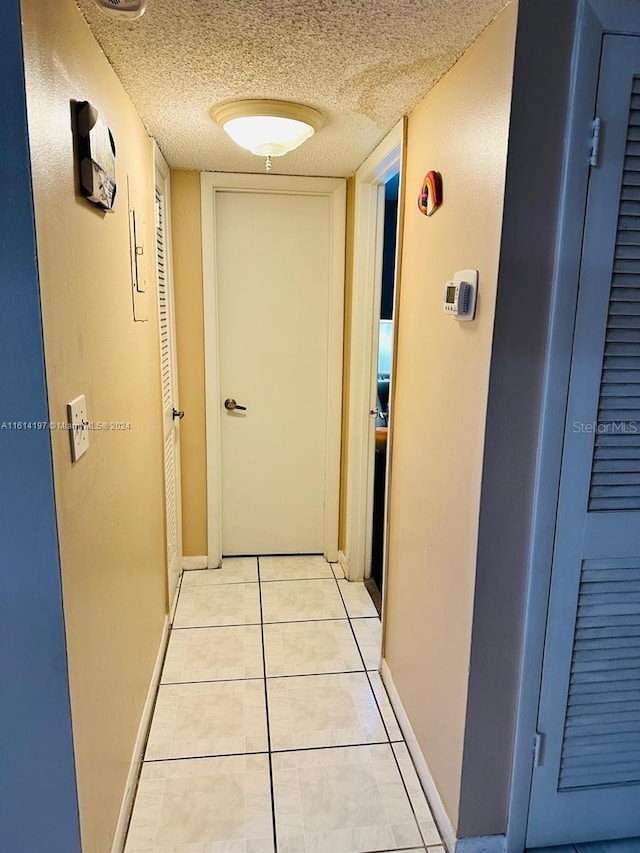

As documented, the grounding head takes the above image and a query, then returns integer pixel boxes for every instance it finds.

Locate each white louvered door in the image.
[527,36,640,847]
[155,155,182,607]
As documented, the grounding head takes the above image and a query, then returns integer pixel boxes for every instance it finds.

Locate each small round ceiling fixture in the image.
[212,100,325,171]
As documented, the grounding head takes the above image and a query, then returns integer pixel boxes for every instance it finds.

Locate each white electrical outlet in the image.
[67,395,90,462]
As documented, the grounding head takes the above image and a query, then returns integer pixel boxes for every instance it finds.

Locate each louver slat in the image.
[588,103,640,510]
[559,559,640,790]
[609,286,640,299]
[164,432,177,561]
[563,747,640,764]
[157,182,177,563]
[569,690,640,706]
[156,187,171,410]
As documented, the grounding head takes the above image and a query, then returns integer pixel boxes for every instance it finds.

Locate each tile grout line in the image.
[142,740,397,763]
[160,675,264,686]
[360,847,429,853]
[212,553,327,559]
[171,615,365,630]
[333,572,441,851]
[257,556,279,853]
[162,668,371,687]
[168,570,183,626]
[172,617,379,630]
[182,574,337,587]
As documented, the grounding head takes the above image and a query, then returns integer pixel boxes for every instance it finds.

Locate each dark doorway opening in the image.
[370,172,399,598]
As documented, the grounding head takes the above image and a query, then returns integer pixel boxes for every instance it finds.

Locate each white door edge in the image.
[200,174,223,569]
[200,172,346,564]
[344,120,404,583]
[154,141,183,605]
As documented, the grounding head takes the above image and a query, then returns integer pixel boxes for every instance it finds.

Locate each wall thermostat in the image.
[443,269,478,321]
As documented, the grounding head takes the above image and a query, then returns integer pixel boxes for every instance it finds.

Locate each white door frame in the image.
[201,172,346,567]
[154,142,183,605]
[341,120,405,582]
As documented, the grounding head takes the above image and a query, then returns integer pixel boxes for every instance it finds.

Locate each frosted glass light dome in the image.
[212,100,325,159]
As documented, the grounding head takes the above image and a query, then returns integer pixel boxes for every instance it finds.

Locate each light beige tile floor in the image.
[352,616,383,670]
[125,754,274,852]
[161,624,264,683]
[263,618,363,676]
[146,680,268,759]
[125,555,444,853]
[267,672,387,751]
[260,554,334,582]
[181,556,259,587]
[272,744,423,852]
[173,581,261,628]
[261,577,346,623]
[331,561,347,579]
[337,577,380,618]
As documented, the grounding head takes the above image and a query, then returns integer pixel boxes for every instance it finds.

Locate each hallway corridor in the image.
[124,556,445,852]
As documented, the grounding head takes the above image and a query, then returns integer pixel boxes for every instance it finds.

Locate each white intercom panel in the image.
[443,269,478,321]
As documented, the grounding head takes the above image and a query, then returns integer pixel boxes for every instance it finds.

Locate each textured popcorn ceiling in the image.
[77,0,507,176]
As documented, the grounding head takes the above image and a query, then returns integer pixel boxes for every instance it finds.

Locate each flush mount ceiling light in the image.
[211,100,325,172]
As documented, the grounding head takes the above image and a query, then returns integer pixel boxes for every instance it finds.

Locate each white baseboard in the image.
[380,661,507,853]
[381,659,457,853]
[111,616,170,853]
[183,555,207,570]
[338,549,351,580]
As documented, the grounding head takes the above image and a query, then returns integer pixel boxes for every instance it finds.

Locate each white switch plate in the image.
[67,394,89,462]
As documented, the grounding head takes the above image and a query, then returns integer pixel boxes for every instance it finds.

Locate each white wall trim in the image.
[111,616,170,853]
[381,659,457,853]
[337,549,350,579]
[200,174,223,569]
[343,121,404,582]
[200,172,345,563]
[324,178,347,563]
[183,555,208,570]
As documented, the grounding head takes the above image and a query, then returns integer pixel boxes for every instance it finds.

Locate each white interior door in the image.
[202,174,345,559]
[155,149,182,604]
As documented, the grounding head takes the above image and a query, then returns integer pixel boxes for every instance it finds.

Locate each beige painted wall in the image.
[383,1,517,832]
[21,0,168,849]
[170,171,208,557]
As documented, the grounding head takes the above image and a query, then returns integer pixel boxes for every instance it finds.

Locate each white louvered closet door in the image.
[155,158,182,607]
[527,36,640,847]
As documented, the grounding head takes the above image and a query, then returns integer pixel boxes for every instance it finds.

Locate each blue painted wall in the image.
[0,1,82,849]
